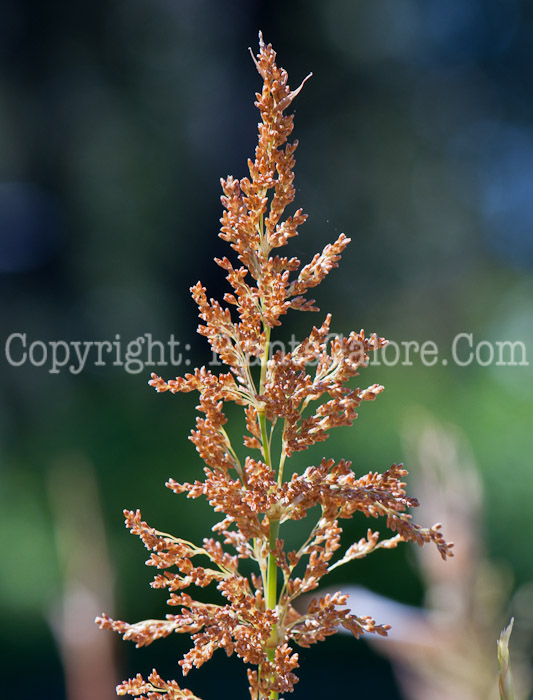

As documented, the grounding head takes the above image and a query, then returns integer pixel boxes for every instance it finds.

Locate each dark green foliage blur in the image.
[1,1,532,698]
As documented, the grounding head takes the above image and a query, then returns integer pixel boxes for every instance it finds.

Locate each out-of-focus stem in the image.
[498,618,515,700]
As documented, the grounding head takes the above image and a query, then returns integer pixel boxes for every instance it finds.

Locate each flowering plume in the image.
[97,33,453,700]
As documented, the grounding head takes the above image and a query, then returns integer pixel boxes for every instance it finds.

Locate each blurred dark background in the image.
[1,1,532,698]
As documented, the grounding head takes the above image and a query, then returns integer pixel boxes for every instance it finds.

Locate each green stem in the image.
[258,322,273,473]
[277,448,286,488]
[265,518,280,700]
[258,410,270,464]
[266,520,280,613]
[257,320,279,700]
[259,325,271,395]
[219,426,244,481]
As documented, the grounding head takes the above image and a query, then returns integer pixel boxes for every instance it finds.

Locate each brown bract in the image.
[97,32,453,700]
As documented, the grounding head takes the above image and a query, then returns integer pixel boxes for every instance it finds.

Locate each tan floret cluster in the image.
[97,33,452,700]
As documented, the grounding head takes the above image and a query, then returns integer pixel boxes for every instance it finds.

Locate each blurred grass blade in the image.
[497,618,515,700]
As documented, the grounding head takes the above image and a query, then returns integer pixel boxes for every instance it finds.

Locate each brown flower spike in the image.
[97,33,453,700]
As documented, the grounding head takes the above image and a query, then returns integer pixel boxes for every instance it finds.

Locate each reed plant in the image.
[97,34,453,700]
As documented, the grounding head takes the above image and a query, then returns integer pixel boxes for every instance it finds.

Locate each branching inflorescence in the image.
[97,34,453,700]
